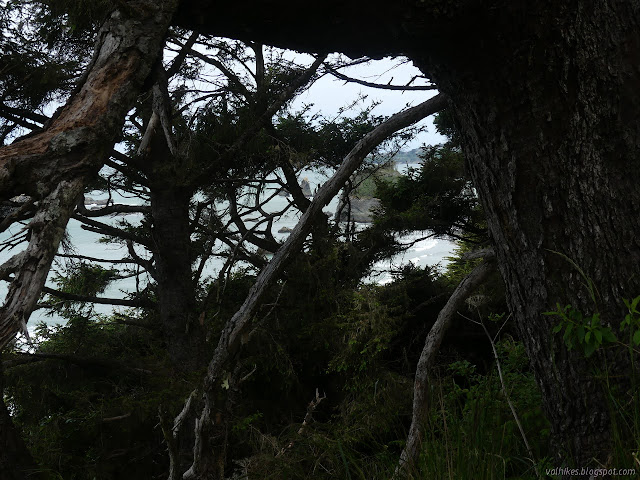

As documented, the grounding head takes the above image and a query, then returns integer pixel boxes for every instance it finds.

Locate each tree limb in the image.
[181,93,446,479]
[0,1,180,350]
[3,352,152,374]
[394,257,495,478]
[325,66,437,91]
[42,286,154,309]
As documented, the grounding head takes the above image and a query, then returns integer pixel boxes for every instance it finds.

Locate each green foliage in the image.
[0,0,105,142]
[46,263,119,317]
[372,143,486,242]
[3,316,180,479]
[277,105,389,169]
[545,294,640,359]
[417,337,549,479]
[622,295,640,346]
[546,304,617,357]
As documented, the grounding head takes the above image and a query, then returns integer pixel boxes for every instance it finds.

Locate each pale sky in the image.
[290,55,446,150]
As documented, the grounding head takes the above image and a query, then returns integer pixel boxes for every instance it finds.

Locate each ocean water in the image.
[0,164,455,333]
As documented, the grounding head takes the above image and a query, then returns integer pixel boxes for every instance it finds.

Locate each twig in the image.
[277,388,326,456]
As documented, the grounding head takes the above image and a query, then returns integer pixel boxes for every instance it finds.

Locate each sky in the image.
[289,55,446,150]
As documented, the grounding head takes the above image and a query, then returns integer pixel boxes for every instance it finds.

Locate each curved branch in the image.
[182,93,447,479]
[394,257,495,478]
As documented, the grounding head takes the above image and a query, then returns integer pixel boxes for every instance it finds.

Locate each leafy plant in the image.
[621,295,640,346]
[546,304,617,357]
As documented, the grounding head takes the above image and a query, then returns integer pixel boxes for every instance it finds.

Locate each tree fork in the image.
[0,0,180,349]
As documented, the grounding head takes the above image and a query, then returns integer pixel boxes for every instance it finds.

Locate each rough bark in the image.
[181,94,446,479]
[174,0,640,468]
[146,121,205,371]
[0,0,179,349]
[413,1,640,467]
[151,184,205,371]
[395,257,495,477]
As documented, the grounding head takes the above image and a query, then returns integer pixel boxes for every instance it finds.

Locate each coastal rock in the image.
[278,226,293,233]
[300,178,312,197]
[84,197,110,206]
[334,196,380,223]
[277,178,312,198]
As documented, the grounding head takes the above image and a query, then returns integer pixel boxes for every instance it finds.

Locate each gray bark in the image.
[395,257,495,478]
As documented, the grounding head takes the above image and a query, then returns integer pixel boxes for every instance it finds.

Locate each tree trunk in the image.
[151,184,204,371]
[139,93,206,372]
[413,1,640,467]
[0,0,179,349]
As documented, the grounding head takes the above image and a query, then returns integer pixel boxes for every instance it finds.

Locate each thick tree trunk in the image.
[413,1,640,467]
[0,0,179,349]
[151,184,204,371]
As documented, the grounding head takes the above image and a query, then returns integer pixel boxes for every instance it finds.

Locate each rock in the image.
[1,195,32,219]
[84,197,110,206]
[278,226,293,233]
[301,178,312,197]
[334,196,380,223]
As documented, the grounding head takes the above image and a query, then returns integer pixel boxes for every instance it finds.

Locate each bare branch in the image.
[42,286,154,309]
[181,93,446,479]
[72,213,152,249]
[76,199,150,217]
[3,352,152,374]
[55,253,137,264]
[459,247,495,261]
[394,257,495,478]
[325,66,437,91]
[166,31,199,78]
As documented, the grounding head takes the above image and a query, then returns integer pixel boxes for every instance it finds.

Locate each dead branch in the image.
[3,352,152,374]
[76,200,151,217]
[394,257,495,478]
[277,388,326,457]
[325,66,437,91]
[180,93,446,479]
[102,412,132,422]
[460,247,495,261]
[55,253,135,264]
